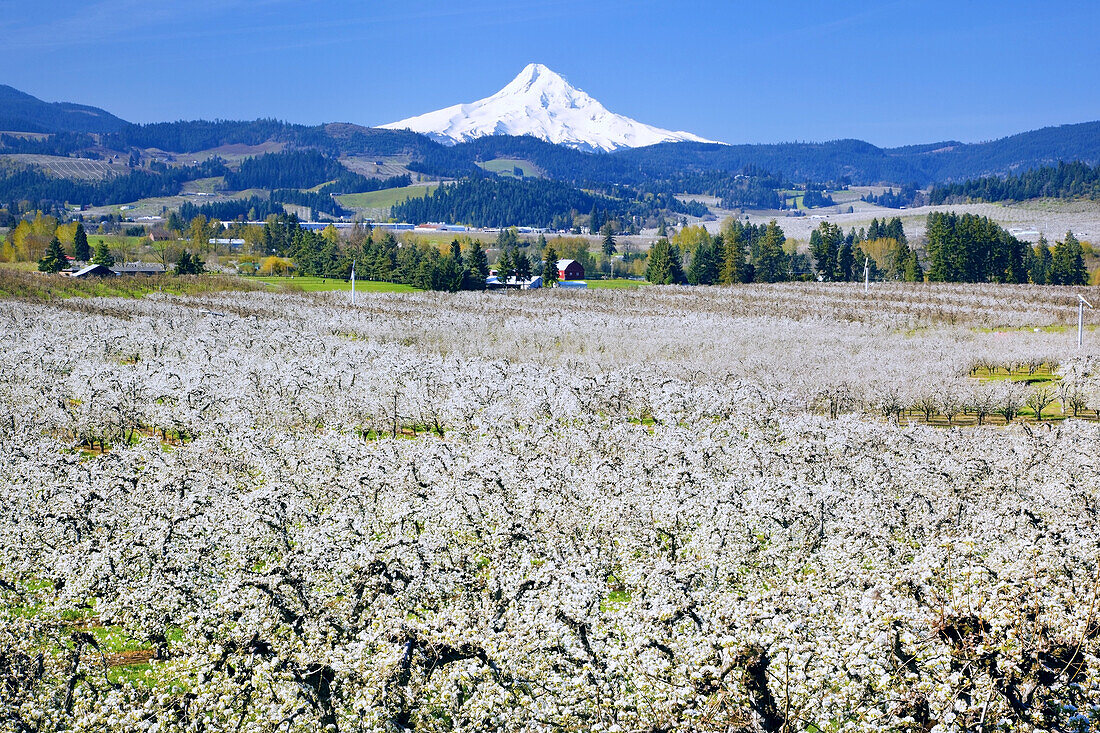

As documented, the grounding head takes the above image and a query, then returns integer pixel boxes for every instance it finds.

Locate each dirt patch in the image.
[106,649,155,667]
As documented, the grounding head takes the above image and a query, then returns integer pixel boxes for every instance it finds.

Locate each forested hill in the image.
[391,176,702,229]
[930,161,1100,204]
[410,122,1100,186]
[0,84,129,134]
[103,120,438,157]
[893,121,1100,183]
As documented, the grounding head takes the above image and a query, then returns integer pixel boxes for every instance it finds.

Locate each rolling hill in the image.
[0,84,129,134]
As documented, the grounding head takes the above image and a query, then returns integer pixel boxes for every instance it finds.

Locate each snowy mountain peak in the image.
[379,64,719,153]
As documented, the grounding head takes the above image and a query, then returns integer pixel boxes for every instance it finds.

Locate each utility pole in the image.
[351,257,356,306]
[863,256,870,293]
[1078,294,1092,348]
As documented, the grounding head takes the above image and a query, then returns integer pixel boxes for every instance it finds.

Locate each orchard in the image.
[2,281,1100,732]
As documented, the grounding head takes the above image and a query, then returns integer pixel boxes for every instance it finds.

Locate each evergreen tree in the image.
[668,244,685,284]
[601,223,617,256]
[1051,231,1088,285]
[91,240,115,267]
[174,250,205,275]
[442,239,464,292]
[903,251,924,282]
[542,245,560,286]
[37,236,68,273]
[496,227,519,251]
[809,229,825,275]
[73,223,90,261]
[514,248,532,281]
[836,238,854,281]
[884,217,906,245]
[852,246,881,282]
[867,218,883,241]
[645,239,684,284]
[1029,236,1052,284]
[719,222,748,284]
[810,223,842,280]
[753,220,789,283]
[466,241,489,290]
[687,236,720,285]
[496,247,514,280]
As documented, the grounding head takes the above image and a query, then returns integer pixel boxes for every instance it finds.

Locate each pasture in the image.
[476,157,544,178]
[336,183,438,215]
[3,281,1100,731]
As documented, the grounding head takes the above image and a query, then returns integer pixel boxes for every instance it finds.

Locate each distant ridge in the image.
[0,84,129,134]
[380,63,718,153]
[1,81,1099,185]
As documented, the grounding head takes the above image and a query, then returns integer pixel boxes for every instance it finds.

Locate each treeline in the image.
[225,149,356,190]
[258,215,489,291]
[929,161,1100,204]
[810,217,921,282]
[178,196,284,222]
[926,212,1088,285]
[391,175,698,229]
[654,167,786,209]
[655,217,919,286]
[648,220,799,285]
[861,184,925,208]
[271,189,348,218]
[0,132,98,156]
[801,183,834,208]
[0,159,227,209]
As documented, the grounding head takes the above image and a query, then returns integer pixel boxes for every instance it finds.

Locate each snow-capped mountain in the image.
[380,63,719,152]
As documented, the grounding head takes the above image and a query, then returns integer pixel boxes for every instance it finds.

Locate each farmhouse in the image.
[557,259,585,280]
[69,264,115,278]
[486,275,542,290]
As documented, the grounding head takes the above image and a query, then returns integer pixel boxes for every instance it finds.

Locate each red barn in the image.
[557,258,585,280]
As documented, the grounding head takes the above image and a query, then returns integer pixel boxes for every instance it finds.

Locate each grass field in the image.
[476,158,543,178]
[584,278,652,289]
[253,276,420,293]
[336,184,438,212]
[180,177,223,194]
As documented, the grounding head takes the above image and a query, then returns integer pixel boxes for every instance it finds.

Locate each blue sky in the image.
[1,0,1097,147]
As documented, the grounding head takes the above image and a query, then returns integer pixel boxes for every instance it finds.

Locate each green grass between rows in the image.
[253,276,420,293]
[583,278,652,290]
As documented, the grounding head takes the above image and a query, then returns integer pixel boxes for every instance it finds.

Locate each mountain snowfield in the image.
[380,63,720,152]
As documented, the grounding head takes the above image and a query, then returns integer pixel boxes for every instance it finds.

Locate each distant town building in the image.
[149,230,171,242]
[557,259,585,280]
